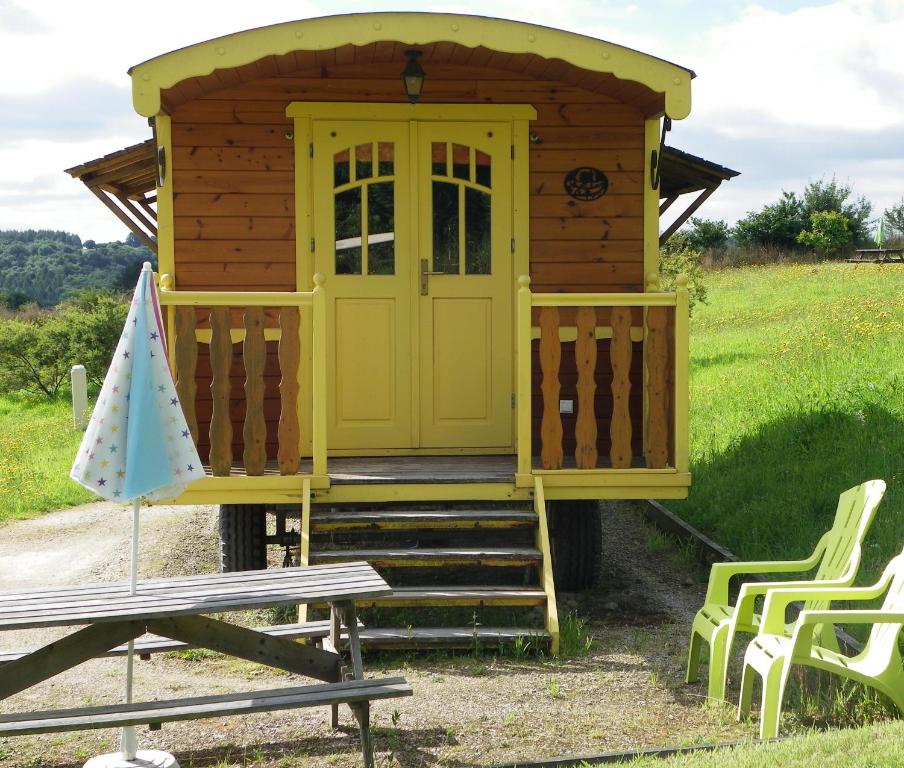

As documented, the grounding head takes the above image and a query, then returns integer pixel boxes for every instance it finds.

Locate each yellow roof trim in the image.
[130,13,693,119]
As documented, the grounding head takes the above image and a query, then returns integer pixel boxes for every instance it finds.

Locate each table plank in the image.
[0,564,391,630]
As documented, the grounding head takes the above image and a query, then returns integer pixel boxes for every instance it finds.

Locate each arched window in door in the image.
[333,142,396,275]
[430,142,492,276]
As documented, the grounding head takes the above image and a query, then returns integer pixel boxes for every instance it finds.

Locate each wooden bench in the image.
[0,563,412,767]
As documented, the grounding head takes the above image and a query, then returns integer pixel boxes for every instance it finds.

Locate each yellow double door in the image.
[313,119,513,452]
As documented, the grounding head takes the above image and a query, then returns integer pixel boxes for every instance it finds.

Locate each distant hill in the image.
[0,230,157,306]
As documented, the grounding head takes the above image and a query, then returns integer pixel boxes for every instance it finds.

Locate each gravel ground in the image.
[0,501,755,767]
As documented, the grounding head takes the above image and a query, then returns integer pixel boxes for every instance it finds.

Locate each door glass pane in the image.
[431,142,447,176]
[452,144,470,181]
[355,143,373,180]
[475,150,492,188]
[465,187,491,274]
[335,186,362,274]
[378,142,394,176]
[368,181,395,275]
[432,180,459,274]
[334,149,350,187]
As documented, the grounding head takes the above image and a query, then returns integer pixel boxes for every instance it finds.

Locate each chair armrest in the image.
[704,543,825,605]
[734,576,854,627]
[798,609,904,627]
[760,582,889,635]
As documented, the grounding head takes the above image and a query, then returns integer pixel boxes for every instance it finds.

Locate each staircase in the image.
[303,498,559,652]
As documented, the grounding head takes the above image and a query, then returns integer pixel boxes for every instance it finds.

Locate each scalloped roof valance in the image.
[129,12,694,118]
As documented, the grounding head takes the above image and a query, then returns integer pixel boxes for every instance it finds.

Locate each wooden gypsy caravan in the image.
[67,13,738,651]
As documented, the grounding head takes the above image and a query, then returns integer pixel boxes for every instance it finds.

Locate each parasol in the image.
[71,262,203,767]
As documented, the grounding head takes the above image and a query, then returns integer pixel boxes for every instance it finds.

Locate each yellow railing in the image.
[158,273,328,478]
[516,273,689,477]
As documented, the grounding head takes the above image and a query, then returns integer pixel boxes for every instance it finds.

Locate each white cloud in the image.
[684,0,904,134]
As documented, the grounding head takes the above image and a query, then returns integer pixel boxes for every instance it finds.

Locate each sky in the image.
[0,0,902,242]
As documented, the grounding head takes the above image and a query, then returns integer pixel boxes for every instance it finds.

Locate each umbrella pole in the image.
[120,498,141,760]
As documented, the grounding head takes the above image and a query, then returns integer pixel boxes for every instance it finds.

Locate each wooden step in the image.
[358,627,550,650]
[0,677,412,736]
[311,508,537,531]
[354,586,547,608]
[309,548,542,568]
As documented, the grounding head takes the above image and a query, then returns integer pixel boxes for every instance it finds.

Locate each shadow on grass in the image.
[672,404,904,582]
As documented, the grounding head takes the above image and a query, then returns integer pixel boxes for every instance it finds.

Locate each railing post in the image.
[516,275,532,477]
[311,273,328,478]
[674,274,690,473]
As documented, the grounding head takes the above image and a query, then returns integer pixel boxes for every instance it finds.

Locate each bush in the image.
[0,292,128,398]
[796,210,852,255]
[660,233,707,313]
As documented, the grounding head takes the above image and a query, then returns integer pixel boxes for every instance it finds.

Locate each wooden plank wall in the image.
[169,59,646,461]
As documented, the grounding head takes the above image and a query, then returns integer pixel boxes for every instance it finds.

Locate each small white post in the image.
[71,365,88,429]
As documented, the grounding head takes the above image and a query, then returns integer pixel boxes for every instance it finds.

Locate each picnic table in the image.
[0,562,412,767]
[848,247,904,263]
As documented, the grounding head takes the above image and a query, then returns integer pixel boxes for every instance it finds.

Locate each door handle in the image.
[420,258,445,295]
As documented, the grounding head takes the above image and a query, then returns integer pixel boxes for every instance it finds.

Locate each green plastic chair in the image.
[739,544,904,738]
[685,480,886,702]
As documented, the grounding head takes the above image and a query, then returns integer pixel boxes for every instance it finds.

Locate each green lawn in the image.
[672,262,904,582]
[625,719,904,768]
[0,394,93,523]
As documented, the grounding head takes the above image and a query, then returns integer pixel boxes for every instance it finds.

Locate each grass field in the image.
[624,718,904,768]
[0,394,92,523]
[671,262,904,583]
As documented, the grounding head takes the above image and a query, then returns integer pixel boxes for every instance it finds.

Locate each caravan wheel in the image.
[218,504,267,572]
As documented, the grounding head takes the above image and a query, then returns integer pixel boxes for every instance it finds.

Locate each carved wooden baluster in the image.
[574,306,597,469]
[173,306,199,447]
[242,306,267,476]
[609,306,633,469]
[208,307,233,476]
[645,305,670,468]
[539,306,563,470]
[278,306,301,476]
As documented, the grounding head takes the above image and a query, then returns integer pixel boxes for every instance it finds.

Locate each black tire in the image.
[548,500,603,591]
[219,504,267,572]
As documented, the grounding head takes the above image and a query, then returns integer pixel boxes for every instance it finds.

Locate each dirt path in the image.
[0,502,754,768]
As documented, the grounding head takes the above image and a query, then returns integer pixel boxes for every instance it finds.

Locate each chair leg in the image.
[759,658,790,740]
[707,622,734,702]
[686,627,704,684]
[737,660,756,720]
[352,701,374,768]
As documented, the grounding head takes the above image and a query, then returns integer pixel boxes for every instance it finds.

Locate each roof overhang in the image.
[65,140,158,252]
[658,147,740,245]
[129,12,694,119]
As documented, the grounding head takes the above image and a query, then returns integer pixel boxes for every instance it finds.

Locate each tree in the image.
[733,191,806,248]
[685,217,730,251]
[802,177,871,243]
[885,199,904,236]
[796,211,851,254]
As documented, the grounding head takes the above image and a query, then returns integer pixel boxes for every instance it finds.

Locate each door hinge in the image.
[511,392,516,408]
[511,145,515,159]
[310,238,315,252]
[511,238,516,254]
[309,143,314,158]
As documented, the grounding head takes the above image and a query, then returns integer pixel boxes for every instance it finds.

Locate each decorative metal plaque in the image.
[564,166,609,201]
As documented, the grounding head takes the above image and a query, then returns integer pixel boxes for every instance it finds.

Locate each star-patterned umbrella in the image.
[71,261,203,766]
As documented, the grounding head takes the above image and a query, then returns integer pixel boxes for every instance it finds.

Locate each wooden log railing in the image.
[158,274,327,478]
[516,274,689,475]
